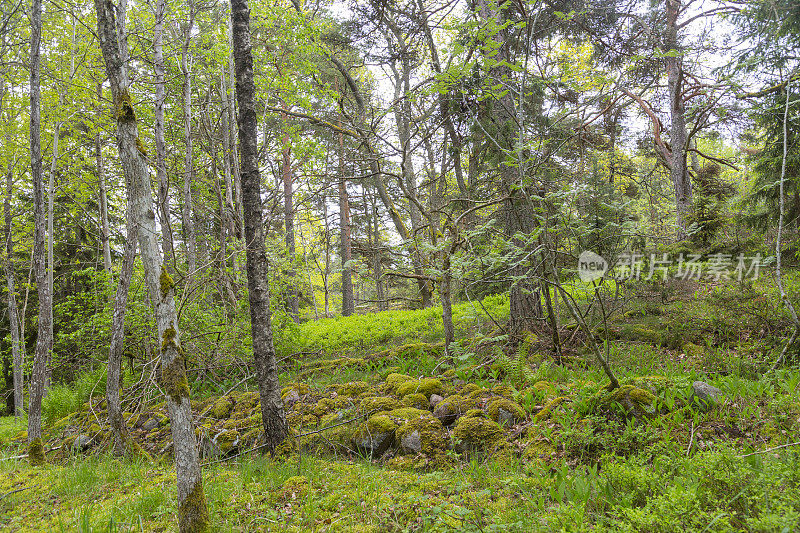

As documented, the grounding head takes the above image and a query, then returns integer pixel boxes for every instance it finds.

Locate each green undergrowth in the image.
[1,443,798,532]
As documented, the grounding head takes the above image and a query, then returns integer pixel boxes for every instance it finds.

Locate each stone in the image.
[73,434,93,451]
[141,417,159,431]
[400,430,422,454]
[283,389,301,409]
[433,395,473,426]
[487,398,526,426]
[429,394,444,409]
[395,378,443,399]
[691,381,723,410]
[452,415,504,454]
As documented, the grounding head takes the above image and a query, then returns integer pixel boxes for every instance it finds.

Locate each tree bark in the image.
[181,1,197,280]
[154,0,174,265]
[4,170,24,418]
[336,118,354,317]
[106,179,137,456]
[93,1,209,529]
[97,83,113,275]
[665,0,692,239]
[281,108,299,321]
[27,0,49,465]
[230,0,287,451]
[227,14,244,239]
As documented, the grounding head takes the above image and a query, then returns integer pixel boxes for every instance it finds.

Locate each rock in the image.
[386,373,414,390]
[486,398,526,426]
[212,429,240,455]
[395,412,447,456]
[360,396,396,414]
[433,395,473,426]
[339,381,370,397]
[208,396,235,419]
[73,434,93,451]
[429,394,444,408]
[400,430,422,454]
[603,385,657,418]
[141,417,159,431]
[692,381,723,410]
[283,389,301,409]
[352,413,398,457]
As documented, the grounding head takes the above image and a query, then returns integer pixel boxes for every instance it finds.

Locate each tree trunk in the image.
[181,2,197,280]
[281,109,299,322]
[227,15,244,239]
[106,182,137,456]
[220,71,236,241]
[27,0,49,465]
[665,0,692,239]
[93,1,209,529]
[154,0,174,265]
[97,84,113,275]
[477,0,542,339]
[338,127,354,317]
[230,0,287,451]
[4,170,24,418]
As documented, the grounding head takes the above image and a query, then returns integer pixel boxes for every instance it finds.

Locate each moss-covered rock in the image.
[491,385,514,399]
[433,394,474,426]
[534,396,568,422]
[395,413,446,456]
[351,413,398,457]
[465,388,492,401]
[401,393,429,410]
[385,373,413,391]
[338,381,370,397]
[395,378,442,399]
[595,384,657,418]
[208,396,235,419]
[452,416,504,454]
[360,396,397,414]
[460,383,481,396]
[281,383,310,397]
[486,398,526,426]
[213,429,240,455]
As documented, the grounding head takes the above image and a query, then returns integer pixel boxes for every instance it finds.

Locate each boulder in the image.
[395,412,447,456]
[429,394,444,409]
[691,381,723,411]
[433,395,473,426]
[395,378,443,399]
[73,434,93,452]
[452,414,504,454]
[486,398,526,426]
[401,393,429,410]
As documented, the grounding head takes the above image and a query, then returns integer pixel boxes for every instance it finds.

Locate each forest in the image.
[1,0,799,530]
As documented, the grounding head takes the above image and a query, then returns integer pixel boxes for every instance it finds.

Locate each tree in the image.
[27,0,50,466]
[92,0,209,529]
[230,0,287,451]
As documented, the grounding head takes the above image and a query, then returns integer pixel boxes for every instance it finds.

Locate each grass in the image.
[3,278,800,531]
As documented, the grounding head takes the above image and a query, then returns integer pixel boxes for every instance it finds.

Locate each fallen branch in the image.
[737,441,800,458]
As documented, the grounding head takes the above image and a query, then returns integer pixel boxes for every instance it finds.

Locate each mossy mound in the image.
[360,396,397,414]
[207,396,235,419]
[395,378,442,399]
[534,396,568,422]
[386,373,414,391]
[486,398,526,426]
[401,393,429,410]
[338,381,370,397]
[279,476,310,501]
[452,415,504,454]
[594,384,658,418]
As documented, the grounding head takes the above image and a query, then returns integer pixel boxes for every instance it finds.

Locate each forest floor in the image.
[1,276,800,532]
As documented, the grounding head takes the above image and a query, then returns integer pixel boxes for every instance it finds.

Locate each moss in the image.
[464,408,486,419]
[460,383,481,396]
[395,378,442,399]
[360,396,397,414]
[115,89,136,122]
[281,383,310,397]
[338,381,370,397]
[28,438,45,466]
[208,396,235,419]
[161,326,177,351]
[387,407,429,420]
[452,416,504,454]
[214,429,240,454]
[159,269,174,299]
[177,480,210,533]
[135,137,148,156]
[491,385,514,399]
[534,396,568,422]
[386,373,413,390]
[401,393,429,410]
[162,355,190,402]
[590,384,657,418]
[486,398,526,425]
[280,476,310,500]
[466,388,492,400]
[232,391,260,409]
